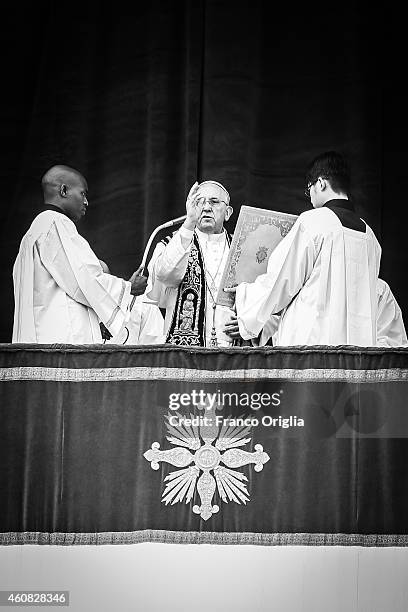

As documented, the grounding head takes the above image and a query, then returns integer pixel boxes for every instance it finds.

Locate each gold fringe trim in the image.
[1,366,408,382]
[1,531,408,547]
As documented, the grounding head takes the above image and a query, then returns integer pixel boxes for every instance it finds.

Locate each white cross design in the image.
[144,405,270,520]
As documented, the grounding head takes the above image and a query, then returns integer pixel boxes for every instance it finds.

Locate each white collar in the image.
[195,227,226,244]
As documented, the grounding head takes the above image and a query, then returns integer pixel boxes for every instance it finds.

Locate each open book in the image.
[217,205,298,307]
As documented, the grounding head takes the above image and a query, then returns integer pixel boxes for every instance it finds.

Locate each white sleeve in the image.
[38,217,131,337]
[235,219,316,340]
[154,226,194,287]
[376,279,408,347]
[111,297,165,345]
[138,302,165,344]
[259,315,281,346]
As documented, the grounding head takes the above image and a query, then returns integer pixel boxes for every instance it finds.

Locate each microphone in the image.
[130,214,187,310]
[139,214,187,271]
[159,214,187,229]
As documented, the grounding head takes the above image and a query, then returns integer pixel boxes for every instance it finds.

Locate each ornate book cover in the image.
[217,205,298,307]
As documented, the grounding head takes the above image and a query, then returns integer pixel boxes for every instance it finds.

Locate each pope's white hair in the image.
[199,180,230,204]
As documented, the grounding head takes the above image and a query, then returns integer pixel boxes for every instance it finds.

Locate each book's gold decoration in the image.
[256,245,269,264]
[217,205,298,307]
[144,403,269,521]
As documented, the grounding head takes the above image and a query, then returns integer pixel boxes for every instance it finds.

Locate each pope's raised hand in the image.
[184,181,202,231]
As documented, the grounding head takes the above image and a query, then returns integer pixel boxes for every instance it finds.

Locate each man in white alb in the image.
[147,180,238,347]
[231,151,382,346]
[12,165,147,343]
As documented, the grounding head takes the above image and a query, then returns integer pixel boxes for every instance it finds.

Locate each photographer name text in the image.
[168,415,304,428]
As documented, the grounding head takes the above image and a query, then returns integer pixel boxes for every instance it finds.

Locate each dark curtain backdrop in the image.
[0,2,405,341]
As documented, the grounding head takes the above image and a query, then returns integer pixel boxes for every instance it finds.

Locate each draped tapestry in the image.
[1,345,408,546]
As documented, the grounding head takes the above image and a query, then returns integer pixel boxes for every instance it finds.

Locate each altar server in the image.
[12,165,147,343]
[233,151,382,346]
[147,180,238,347]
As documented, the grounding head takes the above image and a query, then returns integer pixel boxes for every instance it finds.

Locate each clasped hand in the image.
[223,313,241,339]
[129,264,148,296]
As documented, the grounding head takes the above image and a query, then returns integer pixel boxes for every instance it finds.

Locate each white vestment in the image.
[109,295,165,344]
[147,225,233,346]
[376,279,408,347]
[13,210,131,343]
[236,207,382,346]
[258,279,407,348]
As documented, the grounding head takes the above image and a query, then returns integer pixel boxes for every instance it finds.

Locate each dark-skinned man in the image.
[12,165,147,343]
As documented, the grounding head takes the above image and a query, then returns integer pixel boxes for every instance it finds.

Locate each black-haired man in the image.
[233,151,382,346]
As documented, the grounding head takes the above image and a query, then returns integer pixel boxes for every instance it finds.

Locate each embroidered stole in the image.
[166,232,231,347]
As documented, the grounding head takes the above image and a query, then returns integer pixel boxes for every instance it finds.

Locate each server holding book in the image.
[229,151,389,346]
